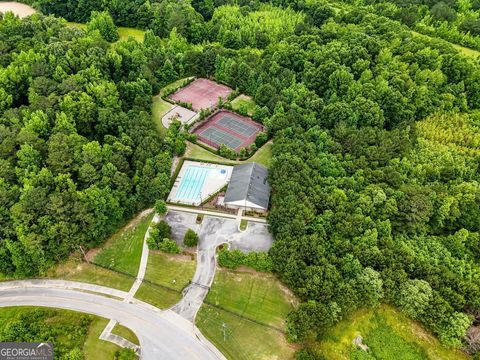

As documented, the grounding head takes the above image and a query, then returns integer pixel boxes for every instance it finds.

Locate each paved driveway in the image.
[169,213,273,321]
[165,210,273,251]
[229,221,274,252]
[165,211,200,247]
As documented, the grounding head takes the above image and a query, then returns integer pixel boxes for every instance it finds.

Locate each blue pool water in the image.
[175,166,213,202]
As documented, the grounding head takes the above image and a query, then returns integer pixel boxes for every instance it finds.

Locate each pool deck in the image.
[167,160,233,206]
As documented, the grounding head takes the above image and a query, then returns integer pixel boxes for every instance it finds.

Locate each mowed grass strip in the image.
[135,252,196,309]
[112,323,139,345]
[144,252,196,291]
[94,213,154,276]
[135,282,182,310]
[196,305,296,360]
[185,142,237,163]
[248,141,272,167]
[205,269,295,329]
[185,141,273,168]
[316,305,470,360]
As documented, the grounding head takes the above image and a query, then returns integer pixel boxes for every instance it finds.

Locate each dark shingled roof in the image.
[224,162,270,210]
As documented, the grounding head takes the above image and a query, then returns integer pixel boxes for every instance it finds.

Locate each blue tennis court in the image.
[175,165,211,202]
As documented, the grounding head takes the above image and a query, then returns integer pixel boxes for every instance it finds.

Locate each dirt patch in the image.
[85,248,101,262]
[0,2,36,18]
[234,265,263,274]
[150,250,194,262]
[124,208,153,232]
[234,94,253,102]
[408,319,435,343]
[171,155,180,176]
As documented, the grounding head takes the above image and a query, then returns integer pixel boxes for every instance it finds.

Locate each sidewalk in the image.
[167,204,267,223]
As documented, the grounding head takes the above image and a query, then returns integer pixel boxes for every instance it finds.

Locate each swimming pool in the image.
[173,166,227,203]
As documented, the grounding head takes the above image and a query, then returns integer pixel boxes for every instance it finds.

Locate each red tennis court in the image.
[193,110,263,152]
[169,78,233,111]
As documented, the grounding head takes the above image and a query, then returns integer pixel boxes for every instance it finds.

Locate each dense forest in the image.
[2,0,480,358]
[0,13,183,276]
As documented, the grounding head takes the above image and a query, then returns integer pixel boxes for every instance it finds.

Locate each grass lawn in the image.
[48,211,154,291]
[117,27,145,42]
[152,77,194,136]
[196,305,296,360]
[205,269,295,329]
[65,22,145,42]
[135,252,196,309]
[135,282,182,310]
[248,141,273,167]
[152,95,173,136]
[93,213,154,276]
[185,141,273,168]
[112,322,139,345]
[451,43,480,58]
[315,305,470,360]
[48,255,134,292]
[230,95,256,116]
[84,317,127,359]
[185,142,237,163]
[144,252,196,291]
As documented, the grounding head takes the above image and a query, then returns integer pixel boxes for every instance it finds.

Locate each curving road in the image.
[0,281,225,360]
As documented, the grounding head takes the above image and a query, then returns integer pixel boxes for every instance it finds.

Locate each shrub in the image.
[218,249,245,269]
[295,349,325,360]
[217,249,273,272]
[115,348,136,360]
[148,220,171,248]
[244,251,273,272]
[255,131,268,147]
[185,132,197,142]
[218,144,237,159]
[158,238,181,254]
[154,200,167,215]
[239,147,248,159]
[184,229,199,247]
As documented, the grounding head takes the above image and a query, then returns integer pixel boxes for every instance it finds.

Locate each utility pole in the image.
[222,322,228,341]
